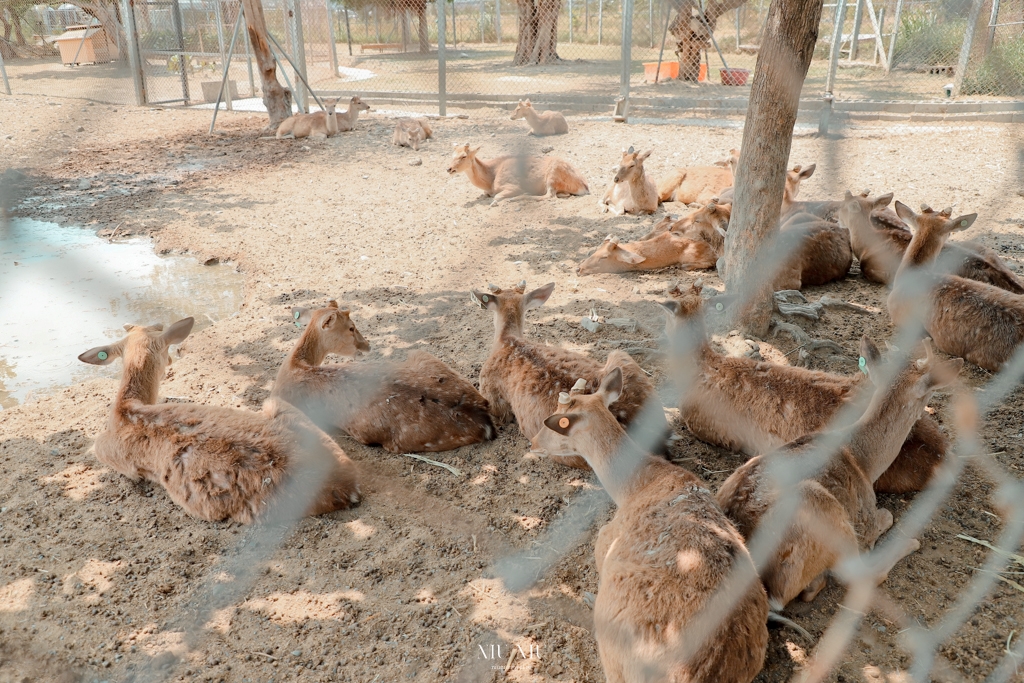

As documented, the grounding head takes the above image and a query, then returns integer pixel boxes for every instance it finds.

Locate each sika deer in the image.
[532,368,769,683]
[272,301,494,453]
[472,281,665,468]
[772,212,853,290]
[662,282,951,493]
[336,96,371,132]
[78,318,360,523]
[641,199,731,247]
[716,337,962,609]
[599,147,659,215]
[577,233,717,275]
[392,117,432,151]
[447,144,589,205]
[889,202,1024,372]
[510,99,569,135]
[839,191,1024,292]
[276,99,340,139]
[657,149,739,205]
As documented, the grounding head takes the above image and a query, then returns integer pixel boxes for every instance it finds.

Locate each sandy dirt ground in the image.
[2,94,1024,683]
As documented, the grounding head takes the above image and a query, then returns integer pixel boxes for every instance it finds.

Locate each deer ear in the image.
[544,413,581,436]
[161,317,194,345]
[471,291,500,310]
[859,335,883,377]
[470,146,481,155]
[614,246,646,265]
[292,307,314,327]
[598,366,623,406]
[320,311,338,330]
[844,190,854,201]
[659,300,682,316]
[524,98,531,105]
[874,192,894,208]
[799,164,816,180]
[638,150,653,162]
[923,357,963,392]
[949,213,977,232]
[78,342,121,366]
[627,145,635,155]
[525,282,556,310]
[893,201,916,222]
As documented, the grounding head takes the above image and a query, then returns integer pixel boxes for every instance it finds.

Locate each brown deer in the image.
[662,282,951,493]
[271,301,495,453]
[532,368,769,683]
[839,191,1024,292]
[78,318,360,523]
[889,202,1024,372]
[335,96,371,132]
[778,163,847,222]
[599,147,659,215]
[772,212,853,290]
[276,99,340,139]
[392,117,432,151]
[657,149,739,205]
[577,233,718,275]
[641,199,731,246]
[447,144,589,206]
[716,337,962,609]
[509,99,569,135]
[472,281,666,468]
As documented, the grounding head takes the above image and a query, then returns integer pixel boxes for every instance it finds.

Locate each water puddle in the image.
[0,218,244,409]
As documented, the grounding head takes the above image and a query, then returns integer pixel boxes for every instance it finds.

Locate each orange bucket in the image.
[698,63,708,82]
[720,68,750,86]
[643,61,679,81]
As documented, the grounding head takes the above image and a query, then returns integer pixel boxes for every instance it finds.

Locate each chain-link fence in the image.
[1,0,1022,115]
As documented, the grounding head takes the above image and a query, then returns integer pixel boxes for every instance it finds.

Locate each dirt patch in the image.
[2,95,1024,683]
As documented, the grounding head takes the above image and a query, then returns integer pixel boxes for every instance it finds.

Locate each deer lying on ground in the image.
[641,199,731,246]
[392,117,432,151]
[532,368,770,683]
[657,149,739,205]
[717,337,962,609]
[510,99,569,135]
[577,233,718,275]
[272,301,494,453]
[777,163,847,222]
[888,203,1024,372]
[839,191,1024,292]
[771,212,853,290]
[276,99,340,139]
[662,282,951,493]
[447,143,589,205]
[472,282,665,468]
[599,147,659,215]
[336,96,371,132]
[78,318,360,523]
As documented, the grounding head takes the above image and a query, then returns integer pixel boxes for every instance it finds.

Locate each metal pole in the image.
[451,0,457,46]
[848,0,863,61]
[984,0,1000,55]
[209,6,244,133]
[885,0,902,72]
[437,0,446,115]
[267,30,325,110]
[569,0,573,42]
[170,0,190,102]
[734,5,740,48]
[121,0,146,104]
[620,0,632,98]
[69,20,92,66]
[214,0,232,110]
[653,0,671,83]
[825,0,847,94]
[0,43,11,95]
[694,11,729,70]
[598,0,603,45]
[952,0,984,97]
[285,0,308,112]
[648,0,652,47]
[479,0,484,41]
[326,0,339,75]
[343,3,352,56]
[496,0,501,44]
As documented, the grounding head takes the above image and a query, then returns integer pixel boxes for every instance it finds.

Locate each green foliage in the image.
[891,11,965,67]
[961,36,1024,96]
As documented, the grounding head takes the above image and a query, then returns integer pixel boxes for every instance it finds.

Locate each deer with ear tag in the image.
[577,232,718,275]
[472,281,666,468]
[78,318,360,523]
[272,301,494,453]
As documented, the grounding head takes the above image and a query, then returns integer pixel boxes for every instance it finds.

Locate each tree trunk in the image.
[513,0,560,65]
[723,0,823,336]
[670,0,748,80]
[241,0,292,131]
[12,10,26,45]
[417,1,429,52]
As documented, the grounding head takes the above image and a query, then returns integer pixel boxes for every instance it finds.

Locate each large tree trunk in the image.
[723,0,823,336]
[513,0,560,65]
[11,9,26,45]
[241,0,292,131]
[417,1,428,52]
[670,0,748,81]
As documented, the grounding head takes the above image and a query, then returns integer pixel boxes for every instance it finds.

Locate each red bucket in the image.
[720,68,750,86]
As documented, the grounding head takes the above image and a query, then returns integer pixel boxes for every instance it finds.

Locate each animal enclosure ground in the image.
[2,97,1024,683]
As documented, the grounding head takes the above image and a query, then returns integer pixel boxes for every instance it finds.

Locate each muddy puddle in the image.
[0,218,243,408]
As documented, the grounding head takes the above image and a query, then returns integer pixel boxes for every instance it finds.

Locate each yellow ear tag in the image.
[558,417,570,429]
[97,351,108,361]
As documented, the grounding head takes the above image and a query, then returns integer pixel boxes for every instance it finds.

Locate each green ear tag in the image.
[97,351,108,361]
[481,295,489,303]
[715,302,724,311]
[961,220,968,227]
[858,356,867,375]
[294,310,300,319]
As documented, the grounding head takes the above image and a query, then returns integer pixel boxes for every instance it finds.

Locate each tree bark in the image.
[723,0,823,336]
[417,1,428,52]
[513,0,560,65]
[240,0,292,131]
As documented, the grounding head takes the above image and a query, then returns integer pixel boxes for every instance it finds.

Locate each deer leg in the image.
[490,188,522,206]
[874,536,921,586]
[799,573,828,602]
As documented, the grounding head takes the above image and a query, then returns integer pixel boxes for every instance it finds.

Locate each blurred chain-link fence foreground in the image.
[1,0,1024,119]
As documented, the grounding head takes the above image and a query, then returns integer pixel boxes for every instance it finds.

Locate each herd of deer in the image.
[72,101,1024,682]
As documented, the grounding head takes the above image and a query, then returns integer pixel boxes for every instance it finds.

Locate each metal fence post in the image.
[569,0,573,42]
[0,43,11,95]
[620,0,633,100]
[170,0,190,102]
[326,0,339,76]
[952,0,984,97]
[822,0,847,134]
[496,0,501,44]
[286,0,309,112]
[848,0,863,61]
[214,0,233,111]
[121,0,146,104]
[884,0,902,72]
[438,0,447,116]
